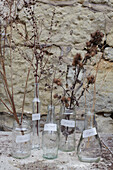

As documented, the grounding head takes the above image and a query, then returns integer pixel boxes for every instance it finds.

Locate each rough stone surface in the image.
[0,0,113,126]
[0,132,113,170]
[104,47,113,61]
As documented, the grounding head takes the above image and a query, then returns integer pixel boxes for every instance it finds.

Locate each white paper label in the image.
[83,127,97,138]
[32,113,40,121]
[63,112,73,115]
[44,123,57,131]
[61,119,75,128]
[16,134,31,143]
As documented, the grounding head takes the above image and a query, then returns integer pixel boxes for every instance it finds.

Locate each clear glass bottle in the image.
[42,105,58,159]
[59,106,76,152]
[77,110,102,163]
[12,119,31,159]
[32,83,40,149]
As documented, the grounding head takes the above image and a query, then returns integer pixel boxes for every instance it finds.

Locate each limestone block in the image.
[96,115,113,133]
[109,0,113,4]
[107,33,113,46]
[0,0,113,115]
[104,47,113,61]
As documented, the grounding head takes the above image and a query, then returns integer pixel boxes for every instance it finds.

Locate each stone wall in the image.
[0,0,113,119]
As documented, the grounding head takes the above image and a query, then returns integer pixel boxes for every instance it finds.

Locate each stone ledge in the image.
[0,132,113,170]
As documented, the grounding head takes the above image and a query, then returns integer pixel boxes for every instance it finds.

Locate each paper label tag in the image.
[83,127,97,138]
[44,123,57,131]
[16,134,31,143]
[32,113,40,121]
[63,112,73,115]
[61,119,75,128]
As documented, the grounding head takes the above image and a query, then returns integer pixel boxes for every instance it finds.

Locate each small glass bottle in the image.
[32,83,40,149]
[42,105,58,159]
[77,110,102,163]
[59,106,76,152]
[12,119,31,159]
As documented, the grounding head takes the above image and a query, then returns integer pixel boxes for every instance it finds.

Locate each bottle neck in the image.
[34,83,39,98]
[47,105,55,123]
[61,105,74,115]
[84,111,96,129]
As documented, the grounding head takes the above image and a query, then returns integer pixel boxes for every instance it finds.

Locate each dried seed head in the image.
[72,53,82,66]
[53,78,62,86]
[87,75,95,84]
[54,94,58,98]
[53,78,57,83]
[61,96,66,102]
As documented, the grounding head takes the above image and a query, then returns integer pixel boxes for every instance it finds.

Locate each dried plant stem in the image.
[9,22,14,99]
[92,55,102,113]
[0,70,13,109]
[51,71,56,108]
[86,55,103,148]
[0,20,19,124]
[21,54,34,123]
[0,98,14,114]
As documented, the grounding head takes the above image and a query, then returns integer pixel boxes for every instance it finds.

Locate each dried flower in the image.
[72,53,82,66]
[53,78,62,86]
[87,75,95,84]
[53,93,58,98]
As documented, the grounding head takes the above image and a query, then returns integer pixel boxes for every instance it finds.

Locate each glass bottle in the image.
[77,110,102,163]
[42,105,58,159]
[12,119,31,159]
[32,83,40,149]
[59,106,76,152]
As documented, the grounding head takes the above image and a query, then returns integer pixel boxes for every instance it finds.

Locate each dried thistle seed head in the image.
[61,96,66,102]
[53,78,62,86]
[57,81,62,86]
[76,53,82,61]
[87,75,95,84]
[53,78,58,83]
[72,53,82,66]
[54,93,58,98]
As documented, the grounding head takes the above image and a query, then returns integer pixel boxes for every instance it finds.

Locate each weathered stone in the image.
[0,0,113,124]
[0,132,113,170]
[89,0,109,4]
[104,47,113,61]
[96,115,113,133]
[83,1,113,13]
[107,33,113,46]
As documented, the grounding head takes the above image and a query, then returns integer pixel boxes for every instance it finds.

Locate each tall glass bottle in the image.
[59,106,76,152]
[42,105,58,159]
[32,83,40,149]
[77,110,102,163]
